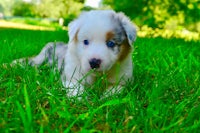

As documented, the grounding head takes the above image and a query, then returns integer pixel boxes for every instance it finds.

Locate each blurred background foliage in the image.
[103,0,200,32]
[0,0,199,40]
[102,0,200,40]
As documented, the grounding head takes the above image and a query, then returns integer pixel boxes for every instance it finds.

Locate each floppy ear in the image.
[117,12,137,45]
[68,19,81,42]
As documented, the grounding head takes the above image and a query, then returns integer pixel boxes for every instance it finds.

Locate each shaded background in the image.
[0,0,199,40]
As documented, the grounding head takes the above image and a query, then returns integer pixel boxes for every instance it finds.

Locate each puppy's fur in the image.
[13,10,137,98]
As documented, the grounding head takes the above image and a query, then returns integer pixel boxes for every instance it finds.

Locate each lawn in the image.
[0,28,200,132]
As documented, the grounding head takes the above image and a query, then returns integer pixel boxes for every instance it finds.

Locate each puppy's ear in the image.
[68,19,81,42]
[117,12,137,45]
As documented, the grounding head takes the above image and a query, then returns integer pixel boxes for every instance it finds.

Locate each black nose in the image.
[89,58,101,69]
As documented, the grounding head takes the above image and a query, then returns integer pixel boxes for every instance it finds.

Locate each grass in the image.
[0,27,200,133]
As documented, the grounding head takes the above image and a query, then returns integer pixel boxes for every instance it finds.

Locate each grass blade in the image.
[23,85,32,124]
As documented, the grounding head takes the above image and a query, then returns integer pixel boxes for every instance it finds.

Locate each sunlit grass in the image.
[0,20,54,30]
[0,20,64,30]
[138,25,200,41]
[0,28,200,132]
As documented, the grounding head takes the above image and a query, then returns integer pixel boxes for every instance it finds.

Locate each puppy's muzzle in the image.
[89,58,101,69]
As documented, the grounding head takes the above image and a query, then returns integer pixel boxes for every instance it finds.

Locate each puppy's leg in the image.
[12,42,64,68]
[28,42,56,66]
[64,74,94,100]
[12,43,53,66]
[62,59,89,99]
[62,70,86,99]
[64,81,84,98]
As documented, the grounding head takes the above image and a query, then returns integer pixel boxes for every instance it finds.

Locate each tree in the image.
[0,0,15,16]
[35,0,84,18]
[12,1,36,17]
[0,4,3,13]
[103,0,154,27]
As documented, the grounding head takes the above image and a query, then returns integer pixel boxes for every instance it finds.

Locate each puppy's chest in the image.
[83,69,120,88]
[83,74,112,91]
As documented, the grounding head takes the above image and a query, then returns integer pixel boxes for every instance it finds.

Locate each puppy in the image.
[13,10,137,98]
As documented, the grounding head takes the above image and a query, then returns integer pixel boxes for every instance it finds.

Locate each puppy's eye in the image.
[106,41,115,48]
[83,40,89,45]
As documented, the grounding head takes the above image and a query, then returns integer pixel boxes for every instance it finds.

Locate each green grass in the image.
[0,28,200,132]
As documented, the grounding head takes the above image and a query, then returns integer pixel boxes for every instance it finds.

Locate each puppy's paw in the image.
[67,87,84,97]
[11,58,27,66]
[101,85,124,100]
[64,81,85,100]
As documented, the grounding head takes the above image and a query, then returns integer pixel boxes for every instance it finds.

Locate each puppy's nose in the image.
[89,58,101,69]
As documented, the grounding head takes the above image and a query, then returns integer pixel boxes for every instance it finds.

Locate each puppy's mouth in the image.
[88,68,110,78]
[87,67,101,73]
[87,64,112,73]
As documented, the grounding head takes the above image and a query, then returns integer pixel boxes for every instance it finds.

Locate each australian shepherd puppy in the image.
[13,10,137,99]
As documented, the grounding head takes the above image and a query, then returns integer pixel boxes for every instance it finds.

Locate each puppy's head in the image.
[68,10,137,73]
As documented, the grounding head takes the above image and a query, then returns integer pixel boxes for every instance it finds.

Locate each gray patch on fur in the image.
[13,42,68,73]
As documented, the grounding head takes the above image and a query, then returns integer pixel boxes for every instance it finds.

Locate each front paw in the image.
[64,82,85,99]
[66,87,84,98]
[101,85,124,99]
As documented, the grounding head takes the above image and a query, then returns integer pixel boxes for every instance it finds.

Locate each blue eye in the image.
[106,41,115,48]
[83,40,89,45]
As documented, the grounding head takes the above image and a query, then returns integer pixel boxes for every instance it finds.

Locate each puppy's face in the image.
[68,10,137,73]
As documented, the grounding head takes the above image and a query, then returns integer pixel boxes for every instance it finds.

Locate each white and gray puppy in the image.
[13,10,137,98]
